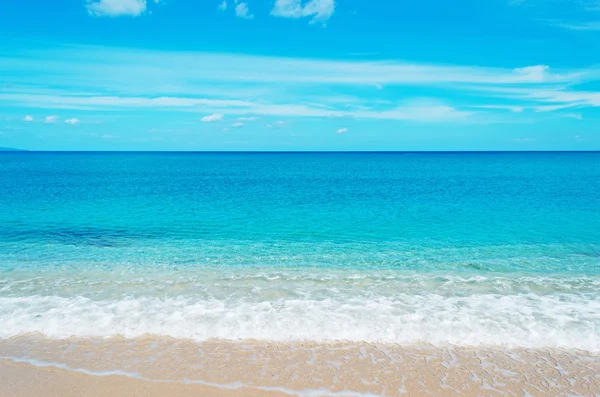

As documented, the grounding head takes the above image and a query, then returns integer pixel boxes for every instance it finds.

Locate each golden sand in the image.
[0,335,598,396]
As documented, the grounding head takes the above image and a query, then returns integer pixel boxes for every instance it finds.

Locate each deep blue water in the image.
[0,152,599,348]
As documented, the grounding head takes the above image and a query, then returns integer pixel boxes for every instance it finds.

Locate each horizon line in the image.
[2,150,600,154]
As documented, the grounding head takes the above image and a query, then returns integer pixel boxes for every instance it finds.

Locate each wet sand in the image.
[0,335,598,397]
[0,360,288,397]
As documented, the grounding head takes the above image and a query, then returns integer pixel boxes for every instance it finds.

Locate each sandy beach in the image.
[0,360,286,397]
[1,335,598,396]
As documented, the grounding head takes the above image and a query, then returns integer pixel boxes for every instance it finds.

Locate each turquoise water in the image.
[1,152,599,349]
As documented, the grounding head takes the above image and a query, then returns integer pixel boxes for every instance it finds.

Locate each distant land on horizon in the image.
[0,147,26,151]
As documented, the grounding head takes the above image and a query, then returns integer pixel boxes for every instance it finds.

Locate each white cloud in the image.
[565,113,583,120]
[65,118,81,125]
[218,0,227,11]
[44,115,59,123]
[272,0,335,24]
[4,45,600,127]
[2,93,480,123]
[267,120,287,128]
[232,122,244,128]
[351,100,472,122]
[477,105,525,112]
[555,21,600,31]
[1,94,252,110]
[235,2,254,19]
[3,46,586,92]
[337,127,348,134]
[466,85,600,112]
[23,115,33,122]
[533,103,582,112]
[200,113,224,122]
[86,0,147,17]
[237,117,257,121]
[512,65,552,83]
[523,89,600,107]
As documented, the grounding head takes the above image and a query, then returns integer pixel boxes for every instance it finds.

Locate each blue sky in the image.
[1,0,599,150]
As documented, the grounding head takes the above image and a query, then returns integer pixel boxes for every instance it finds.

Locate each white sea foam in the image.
[1,292,598,351]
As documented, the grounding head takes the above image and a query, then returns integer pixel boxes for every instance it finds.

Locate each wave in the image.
[1,292,598,351]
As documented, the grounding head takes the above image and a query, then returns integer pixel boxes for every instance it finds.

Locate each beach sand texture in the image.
[1,336,598,396]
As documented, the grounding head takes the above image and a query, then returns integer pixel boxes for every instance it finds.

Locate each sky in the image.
[0,0,599,151]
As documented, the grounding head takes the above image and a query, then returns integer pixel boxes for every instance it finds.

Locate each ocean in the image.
[1,151,599,351]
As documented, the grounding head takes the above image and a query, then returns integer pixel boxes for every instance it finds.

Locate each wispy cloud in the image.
[218,0,227,11]
[0,91,587,124]
[582,0,600,12]
[477,105,524,113]
[235,2,254,19]
[463,85,600,113]
[1,94,251,110]
[351,100,473,122]
[565,113,583,120]
[201,113,224,122]
[232,122,244,128]
[23,115,34,122]
[271,0,335,24]
[512,1,600,32]
[2,44,599,126]
[554,21,600,31]
[86,0,148,17]
[523,89,600,107]
[2,46,587,92]
[267,120,288,128]
[337,127,348,134]
[44,115,59,123]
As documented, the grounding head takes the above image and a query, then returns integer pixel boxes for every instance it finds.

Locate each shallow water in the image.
[1,152,599,350]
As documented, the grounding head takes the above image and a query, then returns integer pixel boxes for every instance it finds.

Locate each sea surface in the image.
[1,152,599,350]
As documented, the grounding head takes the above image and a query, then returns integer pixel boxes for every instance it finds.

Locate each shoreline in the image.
[1,336,598,396]
[0,360,288,397]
